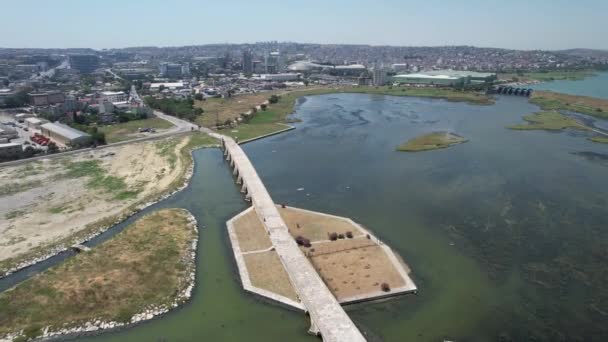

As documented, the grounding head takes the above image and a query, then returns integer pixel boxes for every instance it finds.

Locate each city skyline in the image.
[2,0,608,51]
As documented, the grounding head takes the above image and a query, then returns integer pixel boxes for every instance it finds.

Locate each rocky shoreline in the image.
[1,210,199,342]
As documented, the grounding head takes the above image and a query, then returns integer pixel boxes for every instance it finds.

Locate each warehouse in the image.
[424,70,497,83]
[40,122,91,146]
[392,70,497,87]
[392,73,467,87]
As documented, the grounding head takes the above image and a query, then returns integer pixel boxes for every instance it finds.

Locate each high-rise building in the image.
[69,54,100,74]
[159,62,183,78]
[264,51,284,74]
[372,67,387,86]
[242,49,253,74]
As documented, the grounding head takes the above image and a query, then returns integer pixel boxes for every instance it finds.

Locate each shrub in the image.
[329,232,338,241]
[346,231,353,239]
[302,238,312,248]
[295,236,305,246]
[381,282,391,292]
[366,234,371,239]
[260,103,267,110]
[338,233,345,239]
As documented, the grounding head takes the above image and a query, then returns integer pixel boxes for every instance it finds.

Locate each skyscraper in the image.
[242,49,253,74]
[69,54,100,74]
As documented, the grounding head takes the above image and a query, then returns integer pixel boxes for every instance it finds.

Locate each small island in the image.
[397,132,468,152]
[0,208,198,342]
[590,136,608,144]
[508,111,590,131]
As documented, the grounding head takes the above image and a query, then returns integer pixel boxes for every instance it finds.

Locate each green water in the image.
[79,150,312,342]
[84,91,608,341]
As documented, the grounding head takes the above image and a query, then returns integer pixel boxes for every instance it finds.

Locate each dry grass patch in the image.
[0,208,196,338]
[304,238,376,256]
[508,111,590,131]
[243,251,298,301]
[195,93,277,127]
[530,91,608,119]
[279,207,363,242]
[310,244,406,301]
[233,209,272,252]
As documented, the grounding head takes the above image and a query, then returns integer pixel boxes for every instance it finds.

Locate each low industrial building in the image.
[100,91,128,103]
[392,73,467,87]
[29,91,66,106]
[24,117,47,129]
[0,125,18,140]
[423,70,497,83]
[0,143,23,160]
[40,122,91,146]
[260,73,301,82]
[392,70,497,87]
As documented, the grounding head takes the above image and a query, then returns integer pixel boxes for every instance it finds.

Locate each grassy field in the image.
[590,136,608,144]
[508,111,591,131]
[0,208,196,340]
[397,132,468,152]
[64,160,139,200]
[98,118,174,143]
[529,91,608,120]
[499,70,596,82]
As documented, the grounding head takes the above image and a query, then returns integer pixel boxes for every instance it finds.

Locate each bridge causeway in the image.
[219,136,367,342]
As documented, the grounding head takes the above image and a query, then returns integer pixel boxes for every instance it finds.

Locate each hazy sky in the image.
[2,0,607,50]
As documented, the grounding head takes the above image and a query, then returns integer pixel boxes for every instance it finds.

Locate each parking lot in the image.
[0,113,49,151]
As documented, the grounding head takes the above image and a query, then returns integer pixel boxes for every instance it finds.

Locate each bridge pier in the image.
[236,174,243,185]
[240,183,247,194]
[308,316,321,337]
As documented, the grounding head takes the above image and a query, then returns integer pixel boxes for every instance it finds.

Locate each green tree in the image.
[268,94,279,104]
[47,142,59,154]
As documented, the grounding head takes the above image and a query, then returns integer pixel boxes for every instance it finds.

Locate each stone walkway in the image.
[220,136,367,342]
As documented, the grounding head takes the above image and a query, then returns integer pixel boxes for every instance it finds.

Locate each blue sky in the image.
[1,0,607,50]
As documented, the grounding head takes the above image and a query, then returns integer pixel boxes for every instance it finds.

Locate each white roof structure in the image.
[394,73,461,80]
[0,142,21,148]
[40,122,90,141]
[335,64,366,70]
[25,117,44,124]
[150,82,185,89]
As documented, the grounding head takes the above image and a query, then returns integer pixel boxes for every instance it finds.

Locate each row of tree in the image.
[144,96,203,122]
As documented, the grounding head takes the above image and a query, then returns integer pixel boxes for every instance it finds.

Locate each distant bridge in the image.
[488,86,533,97]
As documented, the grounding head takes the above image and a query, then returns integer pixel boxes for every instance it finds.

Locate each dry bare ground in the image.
[0,134,209,273]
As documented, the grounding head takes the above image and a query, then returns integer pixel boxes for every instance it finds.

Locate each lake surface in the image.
[529,71,608,99]
[7,77,606,341]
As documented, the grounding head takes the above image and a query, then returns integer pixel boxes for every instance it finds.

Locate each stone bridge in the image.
[219,136,367,342]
